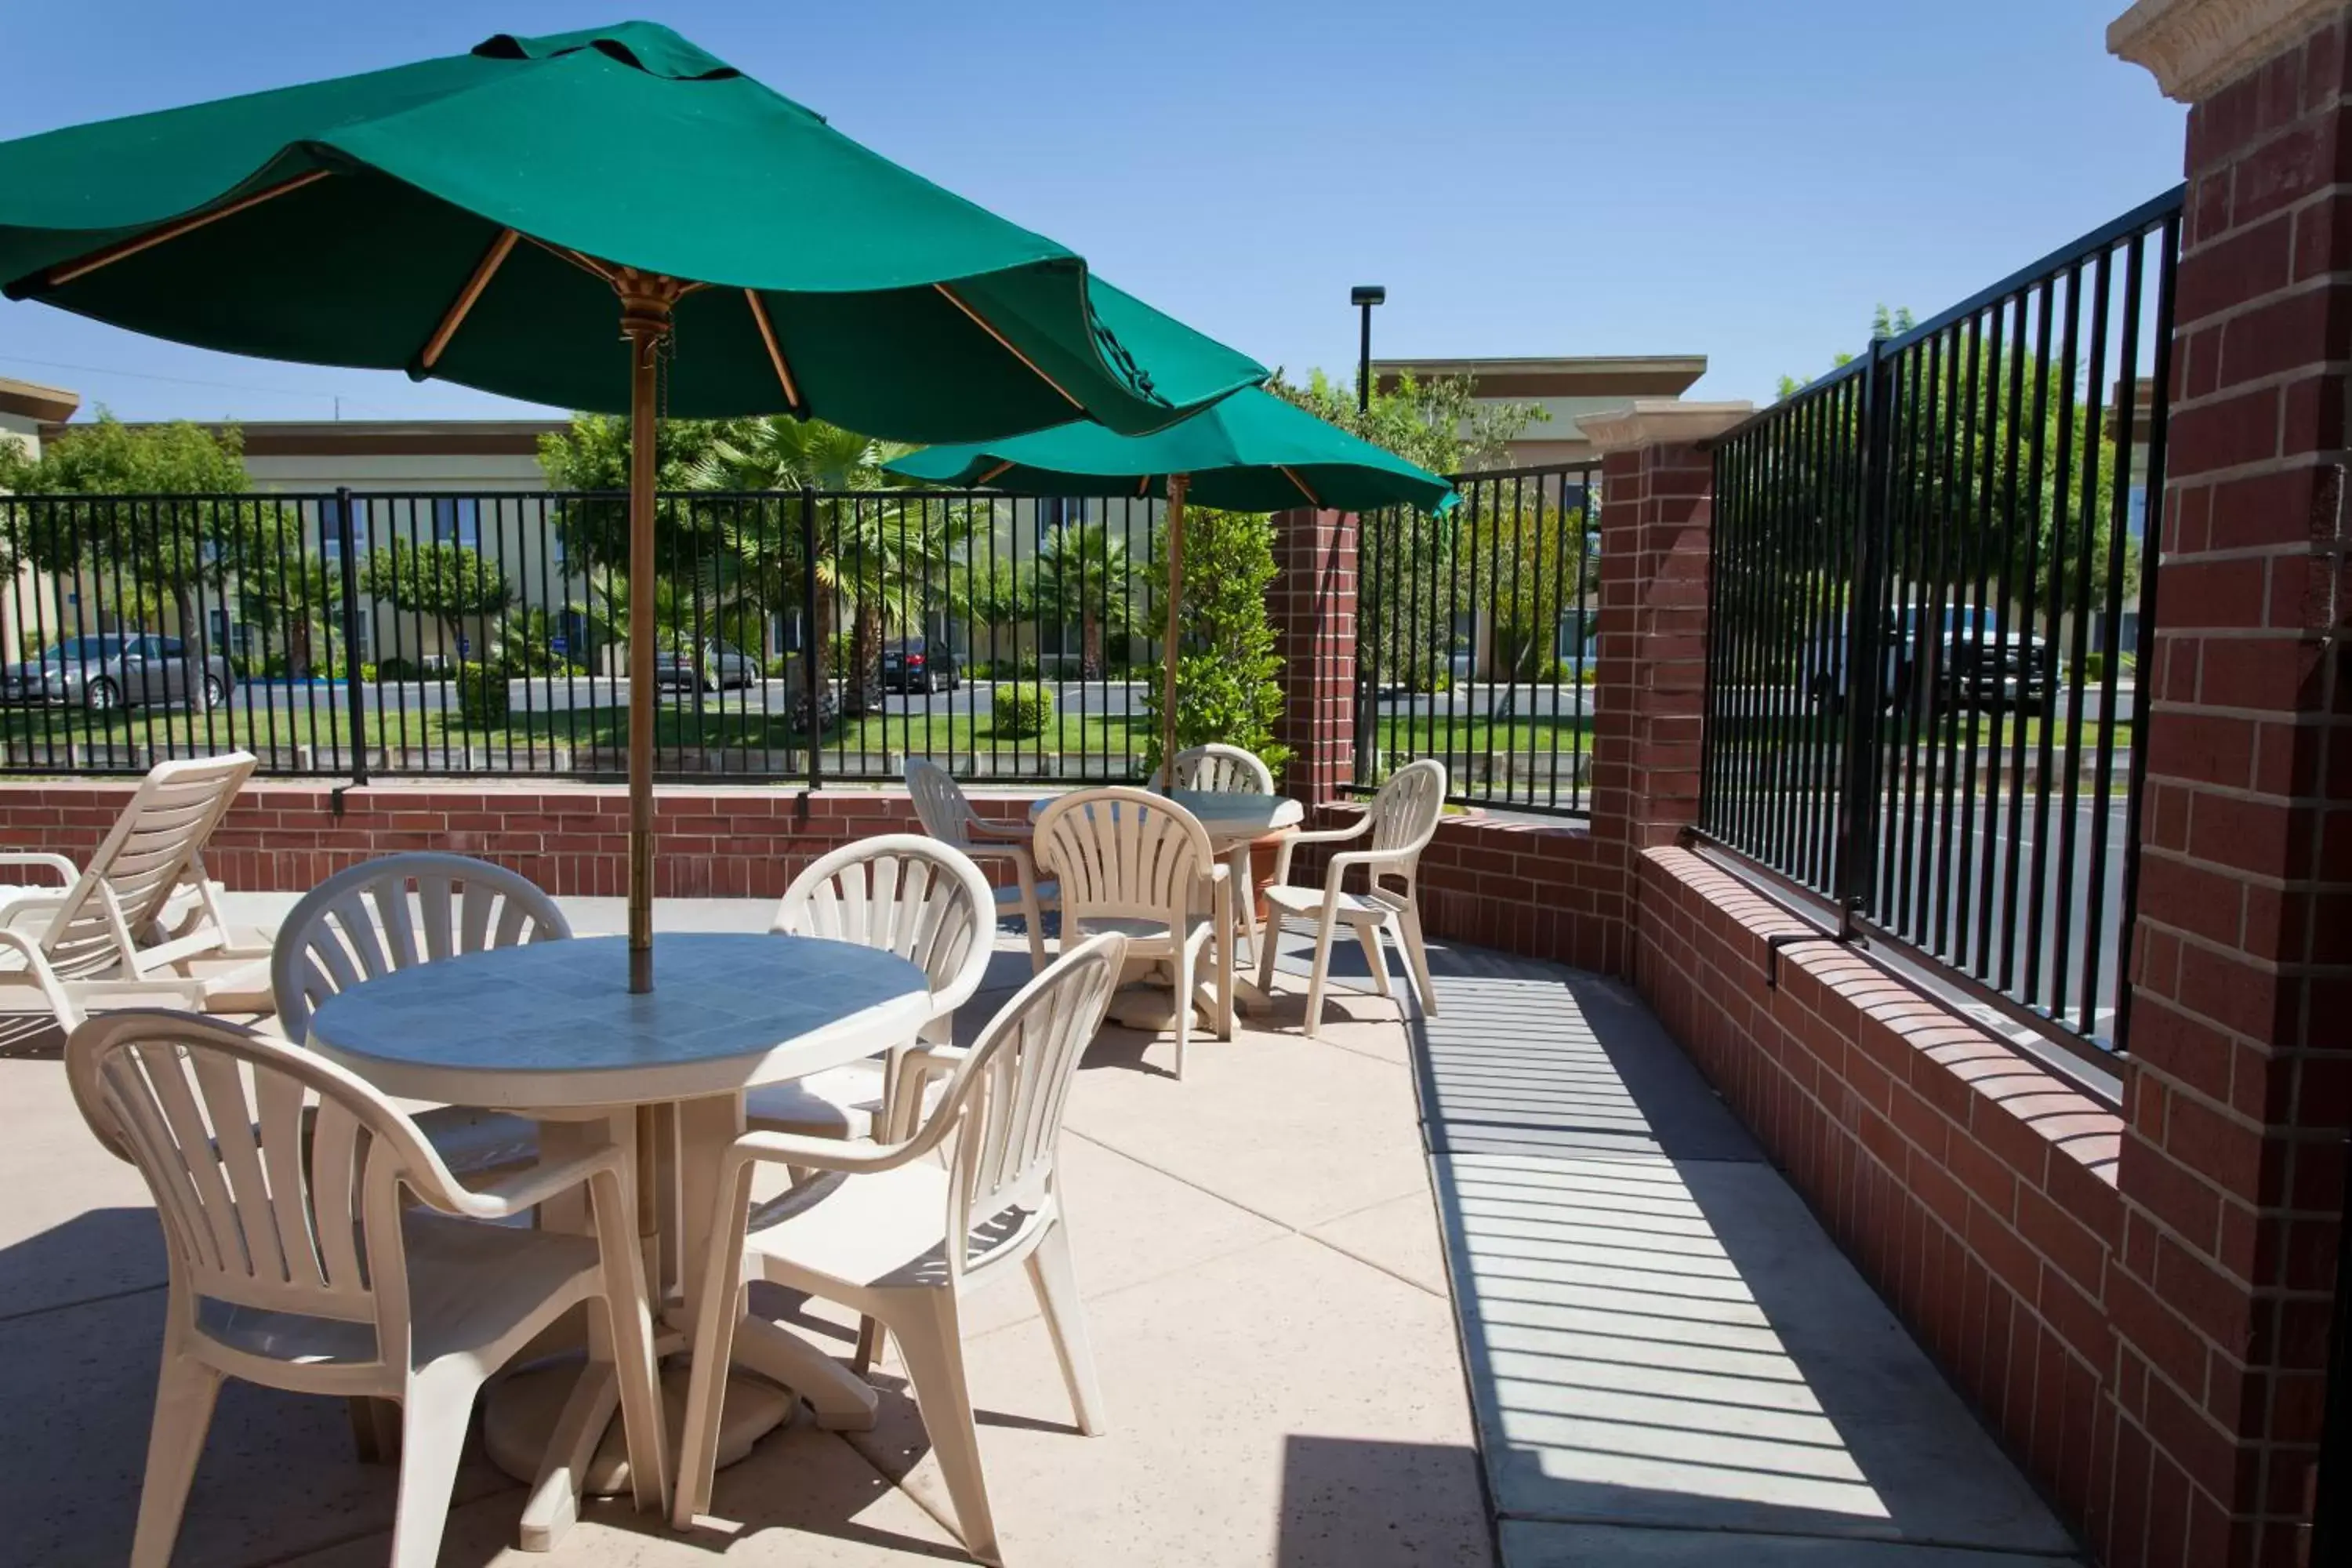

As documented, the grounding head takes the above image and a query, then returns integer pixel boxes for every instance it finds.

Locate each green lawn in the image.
[1373,715,1594,753]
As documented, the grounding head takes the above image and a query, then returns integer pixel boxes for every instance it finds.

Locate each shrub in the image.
[454,662,509,728]
[1140,507,1289,776]
[989,681,1054,740]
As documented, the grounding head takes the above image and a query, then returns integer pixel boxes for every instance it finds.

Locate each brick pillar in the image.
[1268,506,1357,804]
[1580,401,1752,852]
[2109,5,2352,1563]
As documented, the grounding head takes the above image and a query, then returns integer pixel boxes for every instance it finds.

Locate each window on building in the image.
[433,496,480,548]
[318,499,370,561]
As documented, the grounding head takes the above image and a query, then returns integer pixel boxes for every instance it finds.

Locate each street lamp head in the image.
[1350,285,1387,307]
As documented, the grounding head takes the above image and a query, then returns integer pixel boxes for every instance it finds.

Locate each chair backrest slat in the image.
[904,757,985,851]
[68,1013,477,1352]
[772,836,993,1023]
[1164,743,1274,796]
[273,854,571,1042]
[926,935,1123,1276]
[1365,760,1448,891]
[1034,787,1214,927]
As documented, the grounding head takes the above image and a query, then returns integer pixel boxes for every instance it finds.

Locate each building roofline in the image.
[37,417,565,458]
[1371,354,1708,399]
[0,377,82,424]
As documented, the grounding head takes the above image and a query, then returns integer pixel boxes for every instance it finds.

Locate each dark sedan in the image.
[880,637,959,694]
[1,633,234,712]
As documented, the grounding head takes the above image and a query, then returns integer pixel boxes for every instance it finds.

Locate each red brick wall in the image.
[1637,848,2127,1538]
[1591,439,1714,851]
[0,779,1038,900]
[2106,19,2352,1566]
[1268,506,1358,804]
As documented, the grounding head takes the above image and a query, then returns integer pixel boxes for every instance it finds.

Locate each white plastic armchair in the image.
[0,751,269,1033]
[1033,786,1231,1078]
[745,834,996,1142]
[67,1010,667,1568]
[274,852,572,1178]
[1156,742,1275,795]
[1256,759,1446,1036]
[675,934,1127,1563]
[906,757,1057,973]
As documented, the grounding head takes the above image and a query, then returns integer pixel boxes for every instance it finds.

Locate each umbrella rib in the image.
[417,228,518,372]
[932,284,1085,413]
[743,289,804,410]
[523,233,621,287]
[42,168,333,289]
[1138,474,1151,496]
[1279,466,1323,509]
[976,459,1015,486]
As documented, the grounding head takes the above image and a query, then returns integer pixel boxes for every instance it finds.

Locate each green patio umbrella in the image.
[886,386,1456,786]
[0,21,1266,990]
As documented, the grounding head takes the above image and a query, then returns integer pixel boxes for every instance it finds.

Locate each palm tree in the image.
[688,417,930,716]
[1035,521,1140,678]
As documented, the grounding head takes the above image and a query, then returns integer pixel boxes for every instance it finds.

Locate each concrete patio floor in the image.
[0,892,2084,1567]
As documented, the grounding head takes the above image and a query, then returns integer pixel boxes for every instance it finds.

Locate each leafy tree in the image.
[360,539,512,659]
[1140,507,1288,775]
[1461,492,1596,681]
[1267,369,1544,476]
[1776,305,1918,399]
[534,413,750,567]
[0,415,253,702]
[227,505,344,677]
[1034,521,1139,678]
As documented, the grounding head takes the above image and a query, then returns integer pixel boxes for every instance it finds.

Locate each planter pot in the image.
[1248,830,1288,924]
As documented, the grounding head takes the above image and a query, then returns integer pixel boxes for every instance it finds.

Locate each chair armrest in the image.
[725,1127,935,1177]
[1270,815,1368,888]
[885,1042,967,1142]
[434,1142,630,1221]
[0,852,80,886]
[0,889,68,933]
[966,818,1035,843]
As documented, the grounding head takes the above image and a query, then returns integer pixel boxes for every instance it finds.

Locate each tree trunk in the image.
[845,604,884,717]
[1081,608,1102,681]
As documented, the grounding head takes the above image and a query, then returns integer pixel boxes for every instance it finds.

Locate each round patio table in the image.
[307,931,931,1550]
[1029,787,1305,1022]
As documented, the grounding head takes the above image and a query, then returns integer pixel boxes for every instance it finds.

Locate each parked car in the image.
[0,633,234,713]
[1811,602,2049,717]
[880,637,960,694]
[653,640,759,693]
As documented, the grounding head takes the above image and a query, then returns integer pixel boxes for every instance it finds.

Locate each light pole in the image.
[1351,285,1385,413]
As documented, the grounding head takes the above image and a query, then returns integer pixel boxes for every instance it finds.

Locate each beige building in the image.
[1372,354,1708,467]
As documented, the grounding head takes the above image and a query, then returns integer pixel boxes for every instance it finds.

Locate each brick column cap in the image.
[2110,0,2346,100]
[1577,399,1755,454]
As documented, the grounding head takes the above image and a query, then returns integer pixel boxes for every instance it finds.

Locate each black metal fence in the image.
[1698,187,2182,1058]
[0,488,1167,786]
[1352,462,1600,815]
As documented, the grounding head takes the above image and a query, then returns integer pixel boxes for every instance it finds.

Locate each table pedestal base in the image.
[485,1358,793,1550]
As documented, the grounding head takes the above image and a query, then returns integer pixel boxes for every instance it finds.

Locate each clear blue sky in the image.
[0,1,2187,426]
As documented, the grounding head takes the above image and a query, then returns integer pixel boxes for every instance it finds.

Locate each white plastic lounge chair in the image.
[0,752,268,1032]
[744,834,996,1142]
[67,1010,667,1568]
[673,934,1127,1563]
[1256,759,1446,1036]
[906,757,1057,973]
[1034,786,1231,1078]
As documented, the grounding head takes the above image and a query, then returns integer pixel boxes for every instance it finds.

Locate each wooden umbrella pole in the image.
[1160,474,1187,790]
[618,274,679,993]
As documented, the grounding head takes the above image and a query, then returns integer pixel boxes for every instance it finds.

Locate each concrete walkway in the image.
[1399,940,2084,1565]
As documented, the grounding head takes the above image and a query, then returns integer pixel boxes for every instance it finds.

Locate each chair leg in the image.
[389,1363,480,1568]
[888,1290,1001,1566]
[1399,905,1439,1016]
[131,1345,222,1568]
[1026,1223,1108,1436]
[1255,909,1284,996]
[1356,920,1392,999]
[1212,883,1235,1040]
[673,1162,757,1530]
[853,1315,890,1377]
[1016,861,1048,975]
[1304,918,1337,1039]
[1169,940,1192,1081]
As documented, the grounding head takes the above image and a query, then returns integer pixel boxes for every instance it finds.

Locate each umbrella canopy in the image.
[0,20,1270,993]
[0,22,1265,439]
[887,387,1454,789]
[885,386,1457,513]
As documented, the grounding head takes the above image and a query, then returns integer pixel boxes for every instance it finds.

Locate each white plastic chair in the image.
[673,934,1128,1563]
[1255,760,1446,1036]
[0,752,270,1031]
[67,1010,667,1568]
[273,852,571,1179]
[744,834,996,1142]
[1033,786,1231,1079]
[1157,742,1275,795]
[906,757,1057,973]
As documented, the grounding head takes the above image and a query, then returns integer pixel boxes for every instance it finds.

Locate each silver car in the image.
[1,633,235,713]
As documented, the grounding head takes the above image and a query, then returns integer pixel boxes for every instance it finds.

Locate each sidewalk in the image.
[1392,936,2085,1565]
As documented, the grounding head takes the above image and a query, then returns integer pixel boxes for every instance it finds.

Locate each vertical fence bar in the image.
[336,488,368,784]
[800,486,822,791]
